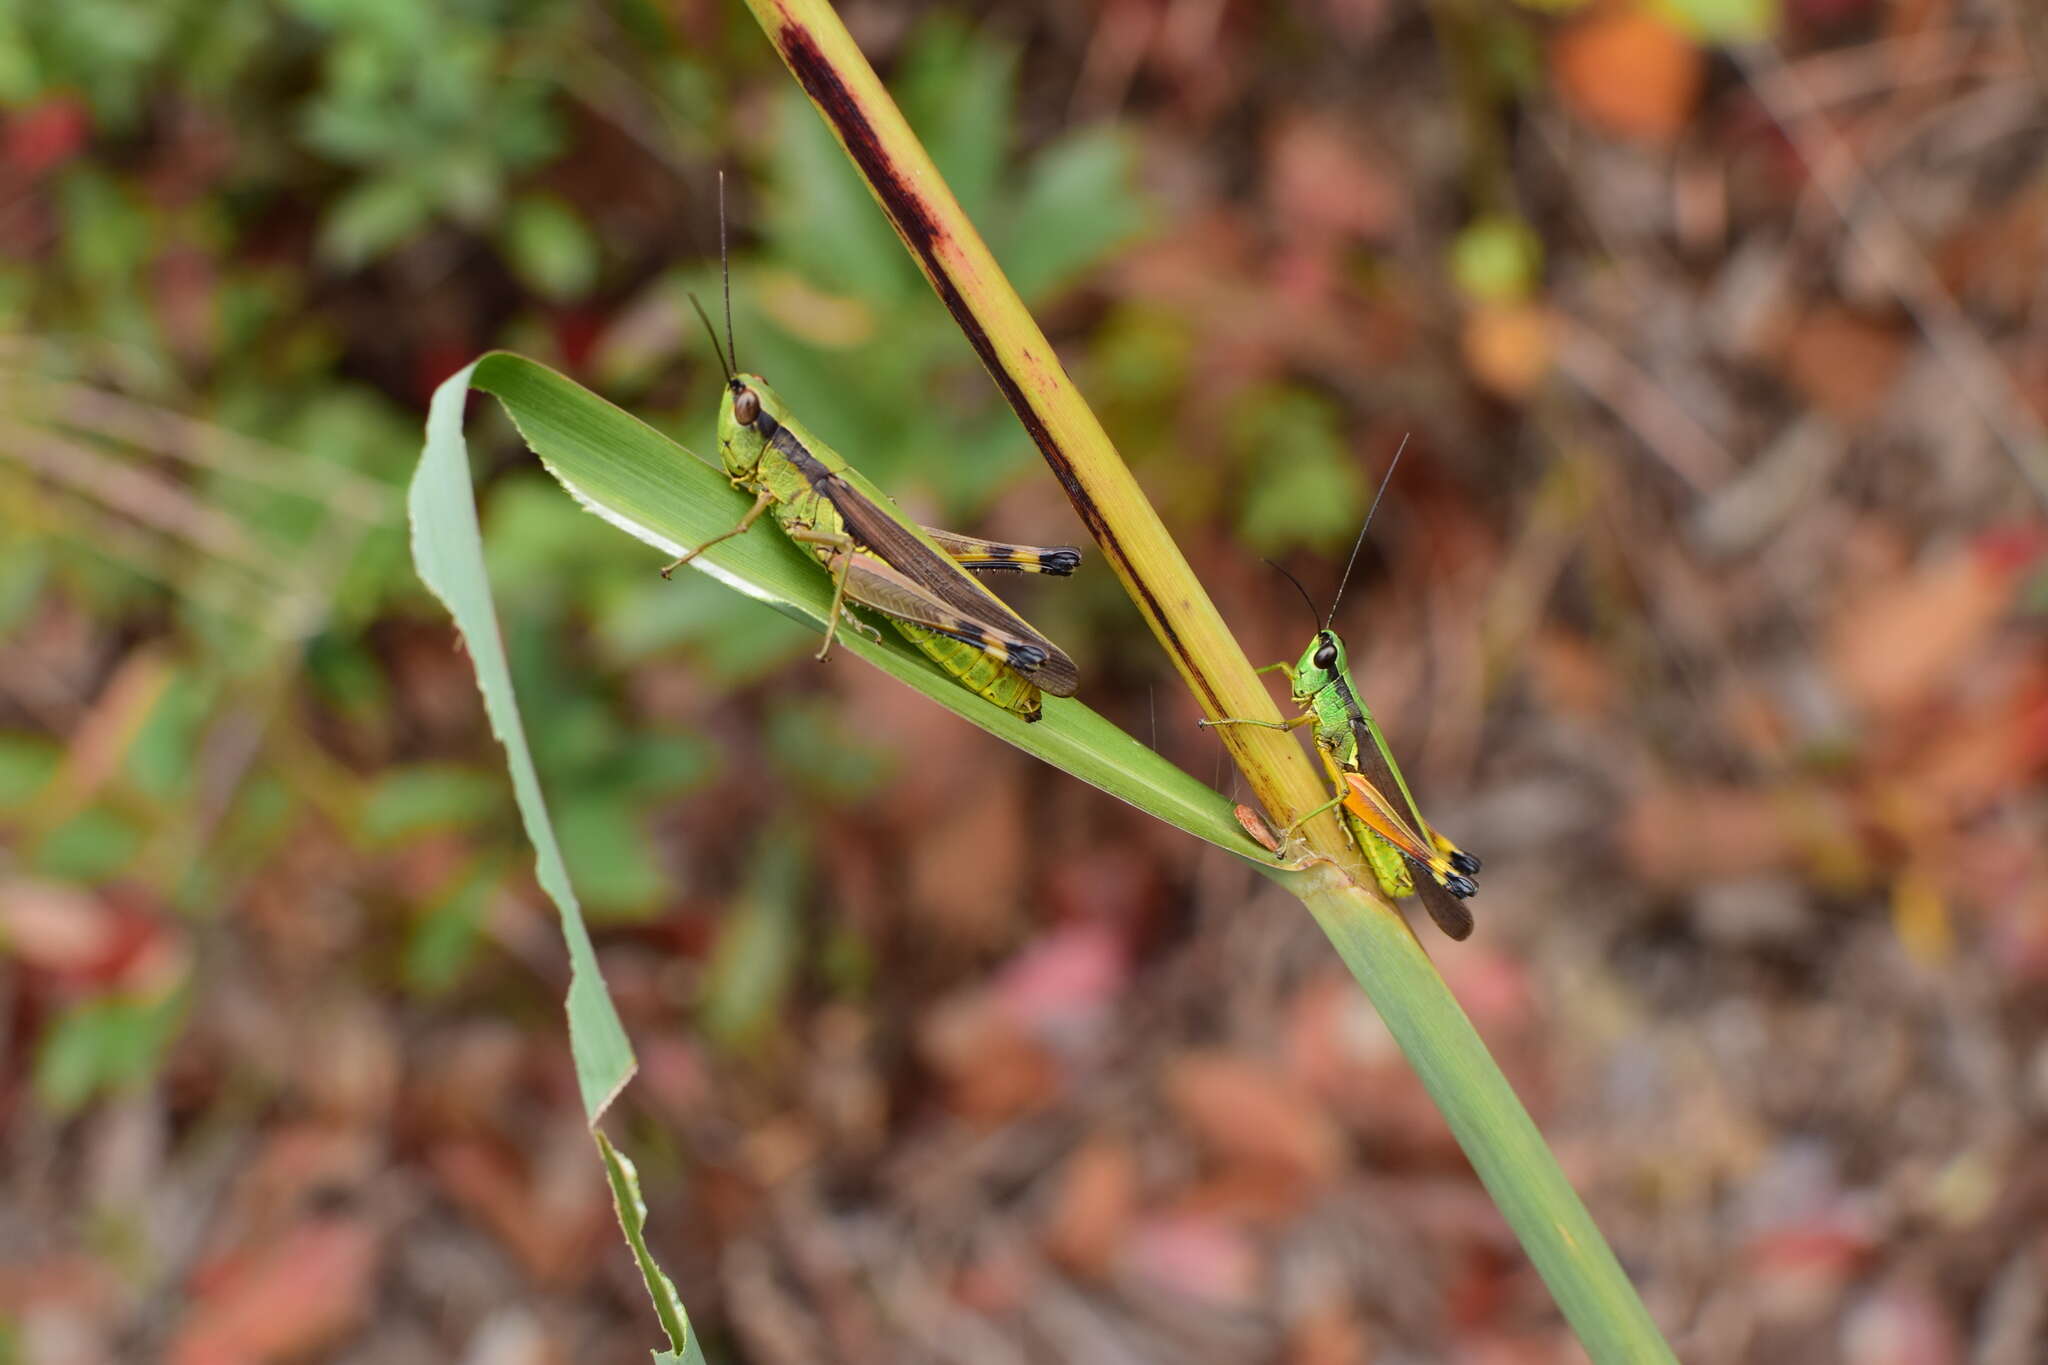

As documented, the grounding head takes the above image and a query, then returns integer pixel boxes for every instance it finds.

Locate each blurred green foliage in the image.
[0,2,1153,1110]
[1,0,1481,1128]
[1655,0,1776,39]
[34,984,187,1115]
[1449,215,1544,305]
[698,833,806,1053]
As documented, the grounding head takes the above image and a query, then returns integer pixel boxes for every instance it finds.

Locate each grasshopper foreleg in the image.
[1198,710,1315,733]
[790,529,882,660]
[661,488,775,579]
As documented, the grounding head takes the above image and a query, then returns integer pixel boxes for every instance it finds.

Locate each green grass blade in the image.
[411,359,635,1122]
[460,350,1253,857]
[1298,873,1676,1363]
[597,1131,707,1365]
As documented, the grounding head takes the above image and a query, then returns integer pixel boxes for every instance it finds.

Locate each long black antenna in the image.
[719,170,736,377]
[1326,433,1409,627]
[689,294,731,382]
[1262,557,1323,635]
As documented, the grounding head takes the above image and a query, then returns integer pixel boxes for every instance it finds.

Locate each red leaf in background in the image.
[991,919,1127,1042]
[1989,883,2048,983]
[169,1217,380,1365]
[1285,971,1460,1157]
[1784,308,1910,426]
[1974,523,2048,576]
[1526,628,1620,722]
[1896,661,2048,817]
[905,775,1026,950]
[198,1128,376,1283]
[1935,188,2048,323]
[1440,1244,1515,1332]
[953,1241,1038,1316]
[1622,784,1811,888]
[1437,945,1533,1039]
[1165,1051,1343,1189]
[1285,1296,1372,1365]
[1042,1133,1140,1278]
[552,305,603,372]
[0,882,182,993]
[1841,1279,1961,1365]
[1824,535,2032,718]
[1265,111,1403,252]
[428,1136,607,1286]
[1789,0,1878,30]
[4,99,90,174]
[1743,1218,1877,1320]
[1125,1212,1260,1308]
[0,881,124,979]
[635,1035,713,1124]
[414,342,481,410]
[918,988,1062,1122]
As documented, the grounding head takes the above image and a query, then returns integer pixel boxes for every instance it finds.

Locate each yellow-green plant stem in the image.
[740,4,1679,1361]
[737,0,1350,867]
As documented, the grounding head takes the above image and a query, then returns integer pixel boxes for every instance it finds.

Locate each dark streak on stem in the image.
[773,19,1223,717]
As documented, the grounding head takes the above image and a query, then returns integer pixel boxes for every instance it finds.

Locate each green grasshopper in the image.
[1205,447,1481,939]
[662,221,1080,723]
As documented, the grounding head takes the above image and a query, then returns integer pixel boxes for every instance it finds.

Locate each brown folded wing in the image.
[767,425,1079,696]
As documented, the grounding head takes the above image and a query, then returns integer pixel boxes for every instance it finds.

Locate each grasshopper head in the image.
[717,372,780,478]
[1292,629,1349,703]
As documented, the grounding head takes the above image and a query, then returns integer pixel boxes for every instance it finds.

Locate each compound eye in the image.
[1313,641,1338,671]
[733,387,760,425]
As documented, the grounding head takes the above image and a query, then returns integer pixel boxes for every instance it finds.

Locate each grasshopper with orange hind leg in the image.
[1207,442,1482,939]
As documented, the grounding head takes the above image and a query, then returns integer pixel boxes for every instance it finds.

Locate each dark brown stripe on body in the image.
[750,408,833,495]
[770,426,835,494]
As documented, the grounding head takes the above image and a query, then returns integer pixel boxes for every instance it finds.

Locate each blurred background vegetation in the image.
[6,0,2048,1361]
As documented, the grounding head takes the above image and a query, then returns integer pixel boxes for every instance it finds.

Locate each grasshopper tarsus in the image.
[1198,711,1310,733]
[1042,548,1082,576]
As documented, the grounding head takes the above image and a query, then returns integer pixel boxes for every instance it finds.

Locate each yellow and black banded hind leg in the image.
[921,529,1083,576]
[823,547,1067,721]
